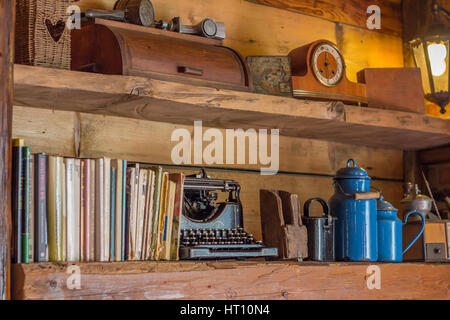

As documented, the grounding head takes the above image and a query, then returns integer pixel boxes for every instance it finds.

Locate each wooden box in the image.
[403,220,450,262]
[357,68,426,113]
[71,19,252,91]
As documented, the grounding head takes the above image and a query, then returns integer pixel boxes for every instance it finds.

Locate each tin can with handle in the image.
[303,198,335,261]
[377,196,425,262]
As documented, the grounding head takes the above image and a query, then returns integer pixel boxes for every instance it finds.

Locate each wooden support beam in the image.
[0,0,15,300]
[419,145,450,165]
[11,261,450,300]
[246,0,402,36]
[13,65,450,151]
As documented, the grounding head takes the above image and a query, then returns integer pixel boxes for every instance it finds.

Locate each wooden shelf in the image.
[12,261,450,300]
[14,64,450,151]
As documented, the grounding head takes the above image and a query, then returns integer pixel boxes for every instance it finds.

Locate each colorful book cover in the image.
[22,146,31,263]
[34,153,48,262]
[169,173,185,260]
[143,169,155,260]
[12,138,24,263]
[162,180,176,260]
[155,172,169,260]
[148,166,163,260]
[136,169,147,260]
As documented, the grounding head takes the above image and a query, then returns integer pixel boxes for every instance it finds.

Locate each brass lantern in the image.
[411,0,450,114]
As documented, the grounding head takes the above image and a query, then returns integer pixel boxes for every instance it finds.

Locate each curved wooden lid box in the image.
[71,18,253,91]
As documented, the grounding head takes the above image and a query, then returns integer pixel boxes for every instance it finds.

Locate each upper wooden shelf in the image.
[13,64,450,150]
[12,261,450,300]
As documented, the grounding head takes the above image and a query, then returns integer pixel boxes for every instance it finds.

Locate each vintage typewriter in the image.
[179,170,278,259]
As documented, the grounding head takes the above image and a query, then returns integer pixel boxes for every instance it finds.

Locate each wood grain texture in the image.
[11,261,450,300]
[0,0,15,300]
[75,0,404,81]
[12,106,78,157]
[13,65,450,150]
[246,0,402,36]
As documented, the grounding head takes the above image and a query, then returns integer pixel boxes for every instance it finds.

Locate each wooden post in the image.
[0,0,15,300]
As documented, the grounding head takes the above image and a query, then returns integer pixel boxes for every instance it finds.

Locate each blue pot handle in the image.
[402,210,425,255]
[347,159,356,167]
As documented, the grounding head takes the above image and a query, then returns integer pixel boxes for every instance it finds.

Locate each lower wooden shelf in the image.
[12,260,450,300]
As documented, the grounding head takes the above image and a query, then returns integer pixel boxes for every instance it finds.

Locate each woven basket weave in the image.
[15,0,74,69]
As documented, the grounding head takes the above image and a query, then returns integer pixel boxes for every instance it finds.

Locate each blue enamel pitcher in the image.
[329,159,378,261]
[377,197,425,262]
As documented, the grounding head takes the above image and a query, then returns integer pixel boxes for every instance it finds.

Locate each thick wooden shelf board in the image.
[14,64,450,150]
[12,261,450,300]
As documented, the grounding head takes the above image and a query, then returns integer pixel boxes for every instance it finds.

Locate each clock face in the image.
[311,43,345,87]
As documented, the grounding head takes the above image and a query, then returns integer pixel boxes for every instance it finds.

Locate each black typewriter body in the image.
[179,170,278,260]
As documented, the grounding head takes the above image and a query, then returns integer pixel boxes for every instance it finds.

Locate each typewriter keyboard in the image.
[180,228,263,247]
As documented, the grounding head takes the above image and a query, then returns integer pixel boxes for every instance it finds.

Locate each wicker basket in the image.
[15,0,75,69]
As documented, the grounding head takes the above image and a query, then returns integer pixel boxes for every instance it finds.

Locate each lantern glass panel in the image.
[413,41,432,95]
[426,39,449,94]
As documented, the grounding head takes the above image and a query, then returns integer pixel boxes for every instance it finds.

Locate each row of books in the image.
[11,139,185,263]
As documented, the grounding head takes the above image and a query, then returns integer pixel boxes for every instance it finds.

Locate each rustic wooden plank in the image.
[245,0,402,36]
[12,106,78,157]
[0,0,15,300]
[12,261,450,300]
[13,65,450,150]
[76,111,403,179]
[419,145,450,165]
[76,0,404,81]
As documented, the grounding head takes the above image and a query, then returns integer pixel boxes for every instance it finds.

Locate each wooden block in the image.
[357,68,425,114]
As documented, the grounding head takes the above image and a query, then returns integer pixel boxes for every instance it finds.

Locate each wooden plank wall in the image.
[12,0,406,239]
[1,0,14,300]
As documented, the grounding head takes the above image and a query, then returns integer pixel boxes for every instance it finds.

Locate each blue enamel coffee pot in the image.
[329,159,378,261]
[377,197,425,262]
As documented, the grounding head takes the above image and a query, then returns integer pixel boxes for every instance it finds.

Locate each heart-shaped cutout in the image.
[45,19,65,43]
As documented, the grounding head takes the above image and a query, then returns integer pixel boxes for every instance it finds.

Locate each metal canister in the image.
[302,198,335,261]
[377,196,425,262]
[329,159,378,262]
[400,183,434,220]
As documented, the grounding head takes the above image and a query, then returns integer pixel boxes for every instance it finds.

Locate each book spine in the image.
[82,159,90,262]
[22,146,31,263]
[74,159,81,262]
[61,160,66,261]
[80,160,85,262]
[115,160,123,262]
[110,167,116,261]
[34,154,48,262]
[150,168,163,260]
[121,160,127,261]
[28,155,34,262]
[95,158,105,261]
[169,174,185,260]
[65,159,75,262]
[89,159,95,261]
[103,158,111,261]
[12,141,23,263]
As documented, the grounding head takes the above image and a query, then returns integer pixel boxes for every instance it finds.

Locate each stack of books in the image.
[11,138,185,263]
